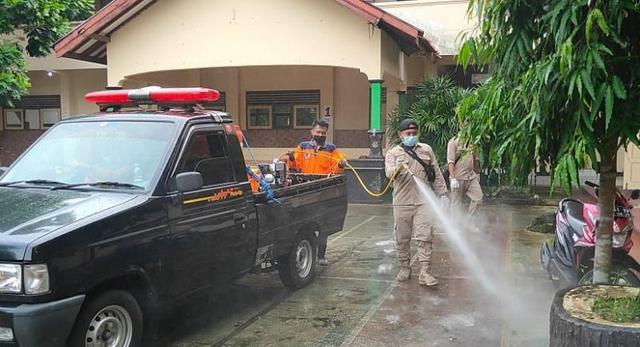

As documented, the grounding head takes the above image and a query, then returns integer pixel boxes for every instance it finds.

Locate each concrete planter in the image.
[343,158,390,204]
[550,285,640,346]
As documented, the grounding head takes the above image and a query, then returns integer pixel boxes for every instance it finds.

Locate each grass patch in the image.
[593,295,640,323]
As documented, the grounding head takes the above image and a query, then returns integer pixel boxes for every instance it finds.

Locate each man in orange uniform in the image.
[280,119,346,265]
[283,120,345,175]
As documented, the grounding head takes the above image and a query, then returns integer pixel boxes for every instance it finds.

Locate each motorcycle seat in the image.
[561,199,587,232]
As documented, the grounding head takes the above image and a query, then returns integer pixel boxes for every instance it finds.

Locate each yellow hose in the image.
[344,161,400,197]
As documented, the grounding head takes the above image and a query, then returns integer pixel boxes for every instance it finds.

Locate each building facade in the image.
[18,0,597,179]
[7,0,635,186]
[2,0,479,165]
[51,0,480,162]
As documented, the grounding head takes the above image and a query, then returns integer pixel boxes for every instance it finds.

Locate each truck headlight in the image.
[0,264,21,293]
[24,264,49,295]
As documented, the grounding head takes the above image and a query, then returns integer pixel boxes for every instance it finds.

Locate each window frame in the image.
[247,105,273,129]
[40,108,61,129]
[24,109,41,130]
[246,90,320,130]
[293,104,319,129]
[2,107,62,130]
[3,109,24,130]
[169,128,237,192]
[272,104,292,129]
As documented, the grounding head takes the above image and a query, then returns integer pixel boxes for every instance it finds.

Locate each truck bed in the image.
[253,175,348,264]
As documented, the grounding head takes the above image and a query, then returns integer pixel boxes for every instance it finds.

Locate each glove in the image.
[450,178,460,190]
[440,195,450,207]
[338,159,347,168]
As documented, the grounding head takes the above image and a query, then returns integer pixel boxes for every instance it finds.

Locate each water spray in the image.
[410,175,504,297]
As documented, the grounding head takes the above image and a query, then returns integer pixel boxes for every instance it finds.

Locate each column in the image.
[368,80,384,158]
[369,80,382,130]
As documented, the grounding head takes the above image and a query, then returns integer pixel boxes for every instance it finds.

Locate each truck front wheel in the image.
[279,231,317,290]
[69,290,143,347]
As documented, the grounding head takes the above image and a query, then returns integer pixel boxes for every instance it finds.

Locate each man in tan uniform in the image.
[385,119,448,286]
[447,136,483,215]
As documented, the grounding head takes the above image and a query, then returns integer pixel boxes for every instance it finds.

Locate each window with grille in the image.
[3,95,61,130]
[246,90,320,129]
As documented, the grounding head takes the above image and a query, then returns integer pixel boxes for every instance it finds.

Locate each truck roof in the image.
[59,110,234,126]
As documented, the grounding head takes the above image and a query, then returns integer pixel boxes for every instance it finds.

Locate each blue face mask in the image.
[402,135,418,147]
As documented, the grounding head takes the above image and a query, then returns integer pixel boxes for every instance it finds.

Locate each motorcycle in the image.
[540,181,640,287]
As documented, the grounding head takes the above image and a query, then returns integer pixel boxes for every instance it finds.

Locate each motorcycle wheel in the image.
[578,266,640,287]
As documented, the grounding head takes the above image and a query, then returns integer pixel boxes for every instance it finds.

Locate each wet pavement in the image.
[161,204,557,347]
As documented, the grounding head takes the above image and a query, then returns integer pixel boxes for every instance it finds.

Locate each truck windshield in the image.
[0,120,176,191]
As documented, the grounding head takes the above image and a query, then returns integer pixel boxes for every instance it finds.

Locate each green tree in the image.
[458,0,640,283]
[0,0,94,106]
[388,75,469,163]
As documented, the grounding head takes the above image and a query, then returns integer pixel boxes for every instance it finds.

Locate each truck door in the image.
[166,127,256,296]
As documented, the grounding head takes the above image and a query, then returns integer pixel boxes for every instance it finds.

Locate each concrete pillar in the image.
[323,67,335,144]
[59,71,72,119]
[369,80,383,131]
[225,68,240,125]
[237,68,245,130]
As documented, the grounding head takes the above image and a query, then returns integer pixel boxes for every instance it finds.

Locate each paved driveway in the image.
[162,204,556,347]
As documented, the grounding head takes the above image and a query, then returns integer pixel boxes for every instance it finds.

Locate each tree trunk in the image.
[593,140,618,284]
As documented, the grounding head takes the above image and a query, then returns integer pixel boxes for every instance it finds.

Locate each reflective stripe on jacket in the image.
[290,141,344,175]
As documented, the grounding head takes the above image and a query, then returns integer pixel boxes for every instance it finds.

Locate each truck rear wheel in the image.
[69,290,143,347]
[278,231,317,290]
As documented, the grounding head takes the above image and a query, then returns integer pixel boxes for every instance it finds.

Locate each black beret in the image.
[399,118,418,131]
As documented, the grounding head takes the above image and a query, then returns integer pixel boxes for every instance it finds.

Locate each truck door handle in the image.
[233,214,247,223]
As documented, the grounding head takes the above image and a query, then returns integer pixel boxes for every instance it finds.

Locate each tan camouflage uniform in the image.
[385,143,447,285]
[447,137,483,215]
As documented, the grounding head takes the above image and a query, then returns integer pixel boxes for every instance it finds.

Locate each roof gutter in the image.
[54,0,147,59]
[336,0,439,57]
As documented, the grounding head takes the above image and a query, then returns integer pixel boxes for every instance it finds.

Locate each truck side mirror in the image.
[176,172,203,192]
[631,190,640,200]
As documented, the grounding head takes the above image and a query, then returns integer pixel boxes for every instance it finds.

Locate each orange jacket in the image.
[290,141,344,175]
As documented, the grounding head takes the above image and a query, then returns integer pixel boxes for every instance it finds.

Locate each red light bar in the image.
[85,90,131,104]
[85,87,221,105]
[148,88,220,103]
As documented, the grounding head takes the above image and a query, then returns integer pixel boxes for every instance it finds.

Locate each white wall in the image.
[107,0,386,84]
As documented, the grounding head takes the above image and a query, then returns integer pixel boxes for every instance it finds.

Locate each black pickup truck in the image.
[0,88,347,346]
